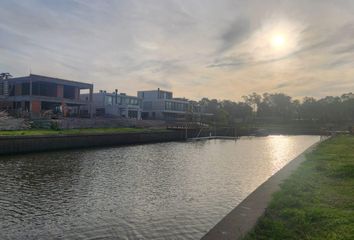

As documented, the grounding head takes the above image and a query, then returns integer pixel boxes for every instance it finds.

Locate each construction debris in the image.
[0,111,30,130]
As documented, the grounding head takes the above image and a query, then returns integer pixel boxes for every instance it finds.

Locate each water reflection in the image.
[268,135,296,172]
[0,136,319,239]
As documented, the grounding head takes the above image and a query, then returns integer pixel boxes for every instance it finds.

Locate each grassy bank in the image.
[244,135,354,240]
[0,127,167,136]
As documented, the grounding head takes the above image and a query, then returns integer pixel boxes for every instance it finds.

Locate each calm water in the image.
[0,136,319,240]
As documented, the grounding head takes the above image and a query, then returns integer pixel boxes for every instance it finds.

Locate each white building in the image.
[81,90,142,119]
[138,88,209,121]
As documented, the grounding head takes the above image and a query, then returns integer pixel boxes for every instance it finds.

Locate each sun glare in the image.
[240,19,302,61]
[271,34,286,48]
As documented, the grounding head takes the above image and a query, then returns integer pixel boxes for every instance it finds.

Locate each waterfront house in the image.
[137,88,211,121]
[81,90,142,119]
[0,74,93,118]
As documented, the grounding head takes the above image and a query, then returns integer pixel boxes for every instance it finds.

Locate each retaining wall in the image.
[0,131,187,155]
[201,141,321,240]
[32,118,167,129]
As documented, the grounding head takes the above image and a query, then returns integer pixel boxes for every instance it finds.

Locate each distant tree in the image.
[222,100,252,123]
[0,73,12,80]
[242,92,261,111]
[199,91,354,126]
[242,92,262,120]
[257,93,294,121]
[292,99,301,120]
[299,97,318,121]
[199,98,220,115]
[215,108,229,126]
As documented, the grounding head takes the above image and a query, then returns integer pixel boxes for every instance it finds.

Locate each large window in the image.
[165,101,187,111]
[128,110,138,118]
[32,82,57,97]
[165,101,172,110]
[158,91,163,99]
[166,92,172,99]
[63,85,76,99]
[123,97,139,105]
[21,83,30,95]
[0,82,3,96]
[105,96,113,105]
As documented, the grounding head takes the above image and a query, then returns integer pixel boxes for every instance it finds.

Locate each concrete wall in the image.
[0,128,228,155]
[0,131,187,155]
[53,118,167,129]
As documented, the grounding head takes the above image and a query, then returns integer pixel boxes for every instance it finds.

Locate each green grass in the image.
[0,127,168,136]
[243,135,354,240]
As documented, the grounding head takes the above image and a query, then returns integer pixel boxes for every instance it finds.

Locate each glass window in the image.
[105,96,113,105]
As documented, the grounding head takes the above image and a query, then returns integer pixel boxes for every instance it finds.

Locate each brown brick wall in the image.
[15,84,22,96]
[57,85,63,98]
[31,100,41,113]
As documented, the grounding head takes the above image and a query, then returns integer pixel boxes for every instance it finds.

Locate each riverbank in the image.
[0,127,166,136]
[203,135,354,240]
[0,127,224,155]
[0,129,187,155]
[243,135,354,239]
[202,137,321,240]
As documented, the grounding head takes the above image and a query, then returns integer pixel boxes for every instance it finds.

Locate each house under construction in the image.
[0,74,93,118]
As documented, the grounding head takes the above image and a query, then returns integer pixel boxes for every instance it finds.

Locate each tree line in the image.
[198,92,354,125]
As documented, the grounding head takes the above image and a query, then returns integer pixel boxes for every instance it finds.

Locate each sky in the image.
[1,0,354,101]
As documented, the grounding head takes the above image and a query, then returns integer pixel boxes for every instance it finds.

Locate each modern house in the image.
[137,88,211,121]
[0,74,93,118]
[81,90,142,119]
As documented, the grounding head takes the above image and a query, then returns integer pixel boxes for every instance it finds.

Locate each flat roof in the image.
[85,92,141,99]
[8,74,93,89]
[137,89,172,94]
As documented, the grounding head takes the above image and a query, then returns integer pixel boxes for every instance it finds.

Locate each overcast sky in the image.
[1,0,354,100]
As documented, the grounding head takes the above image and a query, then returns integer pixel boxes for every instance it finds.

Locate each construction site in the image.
[0,73,93,119]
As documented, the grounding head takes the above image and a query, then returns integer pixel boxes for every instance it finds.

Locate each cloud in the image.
[1,0,354,100]
[217,18,251,54]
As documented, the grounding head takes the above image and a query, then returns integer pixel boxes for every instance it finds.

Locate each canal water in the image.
[0,135,319,239]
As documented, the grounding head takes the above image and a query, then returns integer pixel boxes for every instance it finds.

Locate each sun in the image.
[271,34,286,48]
[249,19,302,60]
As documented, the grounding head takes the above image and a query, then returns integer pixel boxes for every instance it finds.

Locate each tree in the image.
[0,73,12,80]
[257,93,294,121]
[242,92,262,120]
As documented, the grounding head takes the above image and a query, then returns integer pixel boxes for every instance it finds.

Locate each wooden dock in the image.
[187,136,238,141]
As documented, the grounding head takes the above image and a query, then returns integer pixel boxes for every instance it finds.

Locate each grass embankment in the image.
[0,127,167,136]
[244,135,354,240]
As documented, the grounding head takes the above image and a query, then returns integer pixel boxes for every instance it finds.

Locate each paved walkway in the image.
[201,142,320,240]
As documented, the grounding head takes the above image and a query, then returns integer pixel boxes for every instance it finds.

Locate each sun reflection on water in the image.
[267,135,296,172]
